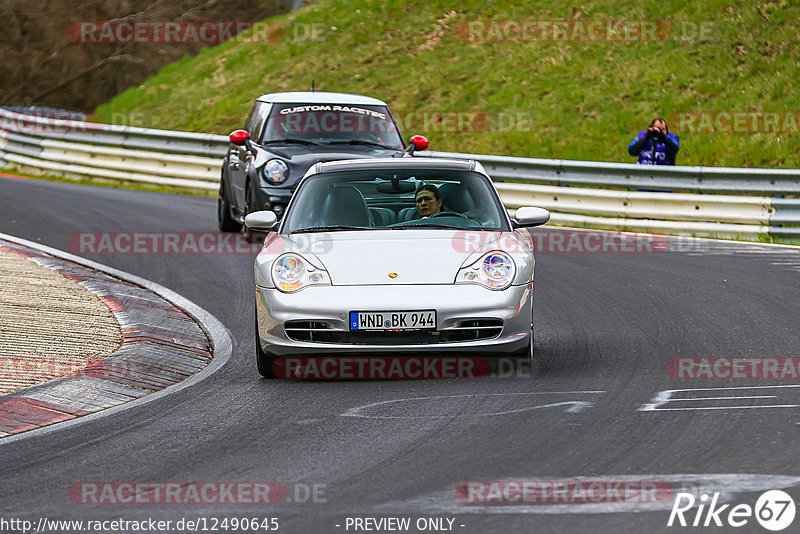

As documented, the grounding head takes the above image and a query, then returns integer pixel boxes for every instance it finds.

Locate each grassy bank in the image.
[95,0,800,168]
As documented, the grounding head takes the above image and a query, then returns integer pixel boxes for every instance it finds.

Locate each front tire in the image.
[512,322,534,367]
[241,181,257,234]
[218,177,242,232]
[255,315,278,378]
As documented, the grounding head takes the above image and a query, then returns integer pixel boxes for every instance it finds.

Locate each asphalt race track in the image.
[1,175,800,533]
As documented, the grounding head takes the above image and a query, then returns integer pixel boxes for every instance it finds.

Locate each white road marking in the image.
[677,395,777,401]
[641,405,798,411]
[295,418,325,424]
[639,385,800,412]
[341,391,605,419]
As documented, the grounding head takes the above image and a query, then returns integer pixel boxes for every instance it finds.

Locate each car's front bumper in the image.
[255,283,532,356]
[251,184,292,214]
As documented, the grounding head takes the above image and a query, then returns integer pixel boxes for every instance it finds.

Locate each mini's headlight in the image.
[457,251,516,290]
[271,253,330,292]
[263,159,289,184]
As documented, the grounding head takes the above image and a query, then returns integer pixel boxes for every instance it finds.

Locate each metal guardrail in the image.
[1,107,797,238]
[421,150,799,238]
[0,108,228,158]
[424,150,800,196]
[0,108,225,191]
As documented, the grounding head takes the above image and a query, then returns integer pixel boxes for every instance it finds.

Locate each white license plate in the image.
[349,310,436,331]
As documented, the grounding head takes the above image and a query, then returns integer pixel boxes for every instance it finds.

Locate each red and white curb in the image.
[0,234,232,440]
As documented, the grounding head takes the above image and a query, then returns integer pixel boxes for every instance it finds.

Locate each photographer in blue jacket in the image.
[628,118,680,165]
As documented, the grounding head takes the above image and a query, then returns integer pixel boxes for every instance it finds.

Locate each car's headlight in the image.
[272,253,330,292]
[456,251,516,290]
[263,159,289,184]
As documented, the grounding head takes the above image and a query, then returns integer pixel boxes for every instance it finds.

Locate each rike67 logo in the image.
[668,490,796,531]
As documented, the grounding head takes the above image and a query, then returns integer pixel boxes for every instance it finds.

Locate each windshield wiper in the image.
[325,140,399,150]
[262,138,321,146]
[390,223,469,230]
[289,225,374,234]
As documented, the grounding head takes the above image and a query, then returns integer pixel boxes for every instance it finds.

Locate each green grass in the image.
[94,0,800,168]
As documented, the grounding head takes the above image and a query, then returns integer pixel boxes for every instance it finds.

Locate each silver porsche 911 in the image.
[244,157,550,378]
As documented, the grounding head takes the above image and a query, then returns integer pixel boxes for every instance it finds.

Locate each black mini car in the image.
[218,91,428,231]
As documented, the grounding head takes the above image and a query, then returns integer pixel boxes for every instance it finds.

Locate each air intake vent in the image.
[440,319,503,342]
[284,321,332,342]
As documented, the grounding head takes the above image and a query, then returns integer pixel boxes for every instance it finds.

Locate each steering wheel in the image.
[429,211,469,219]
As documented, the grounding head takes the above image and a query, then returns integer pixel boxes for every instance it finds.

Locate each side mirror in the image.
[513,207,550,228]
[400,135,430,156]
[229,129,250,146]
[405,135,430,156]
[409,135,430,151]
[245,210,278,231]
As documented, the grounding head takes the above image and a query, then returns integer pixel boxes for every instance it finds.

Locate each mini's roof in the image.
[256,91,388,106]
[314,157,476,174]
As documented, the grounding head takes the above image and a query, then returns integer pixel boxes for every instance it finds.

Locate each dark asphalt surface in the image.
[1,176,800,533]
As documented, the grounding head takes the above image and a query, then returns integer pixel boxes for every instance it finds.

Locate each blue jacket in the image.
[628,131,680,165]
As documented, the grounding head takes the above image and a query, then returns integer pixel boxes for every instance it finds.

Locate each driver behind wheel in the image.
[414,184,444,218]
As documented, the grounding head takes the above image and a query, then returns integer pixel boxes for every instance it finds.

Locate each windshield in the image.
[260,103,405,149]
[281,169,511,234]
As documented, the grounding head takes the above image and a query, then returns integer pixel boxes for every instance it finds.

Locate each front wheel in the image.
[512,322,534,366]
[218,178,242,232]
[255,315,278,378]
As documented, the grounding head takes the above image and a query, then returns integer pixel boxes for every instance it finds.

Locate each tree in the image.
[0,0,292,112]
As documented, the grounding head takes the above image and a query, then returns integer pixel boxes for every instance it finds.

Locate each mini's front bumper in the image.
[255,283,532,356]
[252,186,292,212]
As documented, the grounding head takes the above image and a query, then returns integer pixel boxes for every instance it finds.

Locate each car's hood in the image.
[275,230,529,286]
[263,144,402,166]
[272,143,402,157]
